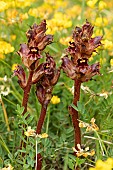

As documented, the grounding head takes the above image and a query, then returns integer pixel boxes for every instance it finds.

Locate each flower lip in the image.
[77,58,88,67]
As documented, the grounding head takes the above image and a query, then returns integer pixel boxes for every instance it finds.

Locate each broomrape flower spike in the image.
[62,21,102,82]
[61,21,102,154]
[36,53,60,106]
[18,20,53,70]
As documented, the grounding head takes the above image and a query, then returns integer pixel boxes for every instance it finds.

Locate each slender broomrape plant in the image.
[13,20,60,170]
[61,21,102,154]
[13,19,102,169]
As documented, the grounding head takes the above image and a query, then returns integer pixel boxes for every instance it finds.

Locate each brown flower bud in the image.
[61,56,76,80]
[75,62,100,82]
[37,35,53,50]
[67,21,102,64]
[18,44,41,68]
[13,65,27,89]
[32,64,44,84]
[36,53,60,105]
[18,20,53,69]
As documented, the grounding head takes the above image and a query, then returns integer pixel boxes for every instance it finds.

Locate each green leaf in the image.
[70,103,79,111]
[16,104,24,115]
[68,158,74,170]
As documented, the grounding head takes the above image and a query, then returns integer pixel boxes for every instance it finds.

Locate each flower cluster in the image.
[72,144,95,158]
[89,158,113,170]
[62,21,102,82]
[79,118,99,132]
[14,20,60,106]
[36,53,60,105]
[24,126,48,138]
[17,20,53,69]
[24,126,36,137]
[0,40,14,58]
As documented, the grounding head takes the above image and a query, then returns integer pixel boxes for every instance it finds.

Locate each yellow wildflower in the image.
[6,8,18,24]
[87,0,98,8]
[59,36,72,46]
[51,95,60,104]
[10,35,16,40]
[52,0,68,9]
[102,39,113,50]
[19,13,28,21]
[65,5,81,19]
[79,118,99,132]
[37,133,48,138]
[11,64,18,72]
[89,158,113,170]
[72,144,95,158]
[28,8,38,18]
[46,12,72,34]
[29,3,53,19]
[110,59,113,66]
[94,17,108,27]
[2,164,13,170]
[0,1,8,12]
[0,53,5,59]
[24,126,36,137]
[11,0,31,8]
[0,41,14,54]
[98,1,107,10]
[104,28,112,40]
[100,58,106,65]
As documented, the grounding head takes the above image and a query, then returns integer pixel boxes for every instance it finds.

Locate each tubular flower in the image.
[18,20,53,69]
[36,53,60,105]
[13,65,27,89]
[62,21,102,82]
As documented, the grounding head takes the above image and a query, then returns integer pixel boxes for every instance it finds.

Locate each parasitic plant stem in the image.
[36,104,48,134]
[69,79,81,150]
[36,104,48,170]
[73,79,81,147]
[20,70,34,151]
[22,70,34,115]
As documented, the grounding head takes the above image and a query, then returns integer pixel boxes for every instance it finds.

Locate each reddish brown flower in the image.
[26,20,53,50]
[67,21,102,65]
[18,20,53,69]
[62,21,102,82]
[36,53,60,105]
[13,65,27,89]
[62,56,100,82]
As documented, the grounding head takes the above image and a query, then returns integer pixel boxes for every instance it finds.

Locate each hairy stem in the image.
[36,104,48,134]
[69,79,81,149]
[22,70,34,115]
[36,104,48,170]
[20,70,34,151]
